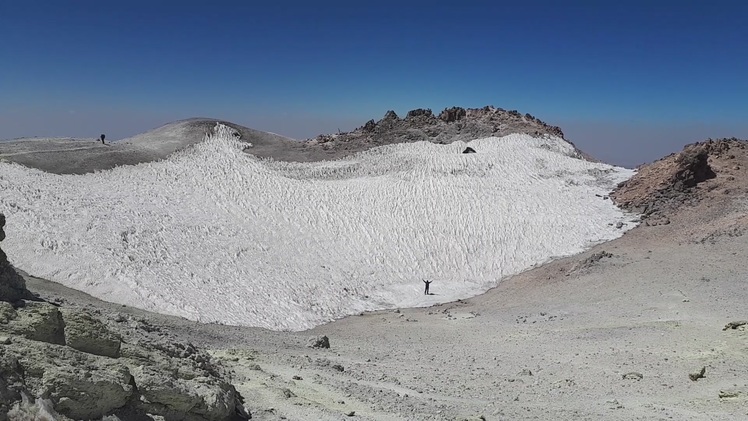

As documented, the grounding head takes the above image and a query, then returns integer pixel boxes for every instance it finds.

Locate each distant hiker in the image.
[423,279,432,295]
[100,134,106,144]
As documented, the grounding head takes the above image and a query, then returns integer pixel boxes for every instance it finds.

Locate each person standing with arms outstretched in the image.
[423,279,432,295]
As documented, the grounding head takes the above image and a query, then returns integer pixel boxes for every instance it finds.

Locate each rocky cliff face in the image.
[612,138,748,226]
[303,106,584,159]
[0,214,249,420]
[0,215,34,304]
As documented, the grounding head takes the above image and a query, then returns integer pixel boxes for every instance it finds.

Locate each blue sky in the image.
[1,0,746,167]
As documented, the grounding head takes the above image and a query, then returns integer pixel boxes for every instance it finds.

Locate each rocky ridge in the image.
[300,106,588,160]
[0,215,248,421]
[612,138,748,229]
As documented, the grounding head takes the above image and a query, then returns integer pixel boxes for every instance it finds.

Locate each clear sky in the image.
[1,0,746,167]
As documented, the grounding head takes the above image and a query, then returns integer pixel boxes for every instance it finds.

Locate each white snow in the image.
[0,124,636,331]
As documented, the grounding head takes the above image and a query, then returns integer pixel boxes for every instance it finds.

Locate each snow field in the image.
[0,124,635,330]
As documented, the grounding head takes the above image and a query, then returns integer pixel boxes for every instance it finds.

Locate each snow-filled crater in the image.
[0,124,635,330]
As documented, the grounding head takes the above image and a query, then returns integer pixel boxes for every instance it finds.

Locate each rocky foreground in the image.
[0,216,249,420]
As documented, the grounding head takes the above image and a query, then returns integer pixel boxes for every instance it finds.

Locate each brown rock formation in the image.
[612,138,748,229]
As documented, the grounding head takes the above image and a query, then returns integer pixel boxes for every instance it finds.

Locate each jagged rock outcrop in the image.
[612,138,745,220]
[0,215,248,420]
[382,110,399,121]
[303,105,575,159]
[405,108,436,120]
[0,215,34,304]
[362,119,377,132]
[439,106,467,123]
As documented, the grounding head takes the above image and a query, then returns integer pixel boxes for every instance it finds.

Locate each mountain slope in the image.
[0,118,294,175]
[0,105,583,173]
[0,124,634,330]
[259,105,586,163]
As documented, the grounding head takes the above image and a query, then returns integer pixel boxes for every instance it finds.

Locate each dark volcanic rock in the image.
[302,105,574,161]
[382,110,399,121]
[308,335,331,349]
[362,119,377,132]
[405,108,435,120]
[0,215,34,304]
[439,107,467,122]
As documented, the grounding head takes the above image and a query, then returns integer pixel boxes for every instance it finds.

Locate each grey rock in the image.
[405,108,436,121]
[0,214,34,304]
[1,326,246,421]
[41,358,134,419]
[673,148,716,189]
[308,335,330,349]
[568,251,613,275]
[382,110,399,121]
[0,304,247,421]
[5,340,133,420]
[439,106,467,123]
[723,320,748,330]
[689,366,706,381]
[622,372,643,380]
[5,301,65,345]
[718,388,745,399]
[61,308,121,358]
[281,388,295,399]
[0,302,16,324]
[362,119,377,132]
[130,365,237,421]
[0,350,25,419]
